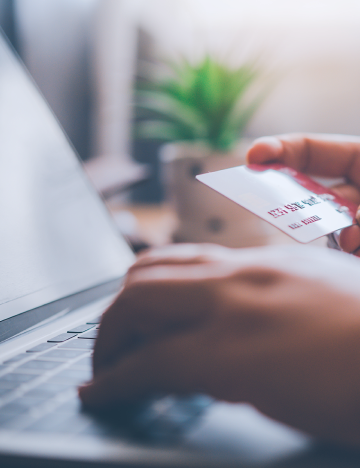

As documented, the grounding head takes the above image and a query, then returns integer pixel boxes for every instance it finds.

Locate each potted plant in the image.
[134,55,273,247]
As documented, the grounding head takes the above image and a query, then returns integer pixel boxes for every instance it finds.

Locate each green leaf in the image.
[136,90,207,139]
[134,55,275,152]
[135,121,194,142]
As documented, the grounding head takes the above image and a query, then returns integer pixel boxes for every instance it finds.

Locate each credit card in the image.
[196,164,357,243]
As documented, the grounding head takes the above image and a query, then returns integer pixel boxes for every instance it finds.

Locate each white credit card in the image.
[196,164,357,243]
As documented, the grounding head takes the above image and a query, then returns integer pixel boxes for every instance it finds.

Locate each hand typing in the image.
[79,243,360,446]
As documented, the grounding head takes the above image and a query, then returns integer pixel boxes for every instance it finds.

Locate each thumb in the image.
[339,209,360,255]
[246,136,283,165]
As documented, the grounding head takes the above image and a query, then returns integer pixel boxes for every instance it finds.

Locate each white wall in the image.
[15,0,360,162]
[125,0,360,138]
[15,0,97,158]
[92,0,137,159]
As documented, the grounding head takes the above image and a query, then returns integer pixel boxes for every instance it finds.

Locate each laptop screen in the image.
[0,33,135,335]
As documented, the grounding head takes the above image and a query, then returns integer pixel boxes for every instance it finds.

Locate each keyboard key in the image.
[0,373,37,383]
[0,412,19,426]
[7,396,44,409]
[68,357,92,370]
[26,411,72,432]
[3,354,29,365]
[67,324,94,334]
[41,349,87,360]
[47,413,92,434]
[17,360,63,372]
[21,390,53,403]
[49,369,92,385]
[59,339,94,350]
[24,383,73,398]
[27,343,57,352]
[47,333,77,343]
[0,380,23,390]
[86,316,102,324]
[0,387,15,396]
[0,402,29,416]
[56,397,82,413]
[26,409,91,434]
[78,329,98,340]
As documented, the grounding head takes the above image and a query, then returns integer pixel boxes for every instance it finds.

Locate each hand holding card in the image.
[197,163,357,244]
[246,134,360,253]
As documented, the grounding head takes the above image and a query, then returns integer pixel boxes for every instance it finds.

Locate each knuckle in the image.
[232,266,285,285]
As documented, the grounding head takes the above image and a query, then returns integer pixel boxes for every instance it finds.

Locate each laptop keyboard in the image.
[0,317,212,439]
[0,317,100,434]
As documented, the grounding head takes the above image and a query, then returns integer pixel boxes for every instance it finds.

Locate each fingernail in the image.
[251,136,282,150]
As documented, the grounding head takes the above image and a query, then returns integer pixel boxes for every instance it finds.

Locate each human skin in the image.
[79,243,360,446]
[247,134,360,255]
[79,134,360,446]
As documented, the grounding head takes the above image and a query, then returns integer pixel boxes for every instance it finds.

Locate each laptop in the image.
[1,30,358,467]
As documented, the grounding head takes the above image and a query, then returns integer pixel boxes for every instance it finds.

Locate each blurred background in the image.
[2,0,360,249]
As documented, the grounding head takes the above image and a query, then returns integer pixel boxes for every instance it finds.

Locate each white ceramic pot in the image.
[160,141,270,248]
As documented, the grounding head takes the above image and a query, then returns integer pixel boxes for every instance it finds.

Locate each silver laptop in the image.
[0,31,345,467]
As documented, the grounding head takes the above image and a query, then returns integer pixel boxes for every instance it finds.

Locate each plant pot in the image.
[160,141,270,248]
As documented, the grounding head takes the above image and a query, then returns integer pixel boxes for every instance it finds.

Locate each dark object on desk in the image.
[124,235,151,253]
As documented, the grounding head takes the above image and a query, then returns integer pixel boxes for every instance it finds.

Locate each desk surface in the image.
[109,202,328,250]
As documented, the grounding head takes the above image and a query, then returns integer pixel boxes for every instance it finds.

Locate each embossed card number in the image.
[196,164,357,244]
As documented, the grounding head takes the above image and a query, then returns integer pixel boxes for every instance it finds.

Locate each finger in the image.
[93,265,215,375]
[95,264,285,369]
[131,243,228,270]
[230,265,286,287]
[81,269,297,408]
[85,268,301,407]
[339,225,360,253]
[94,265,290,375]
[81,332,203,408]
[331,184,360,206]
[247,134,360,187]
